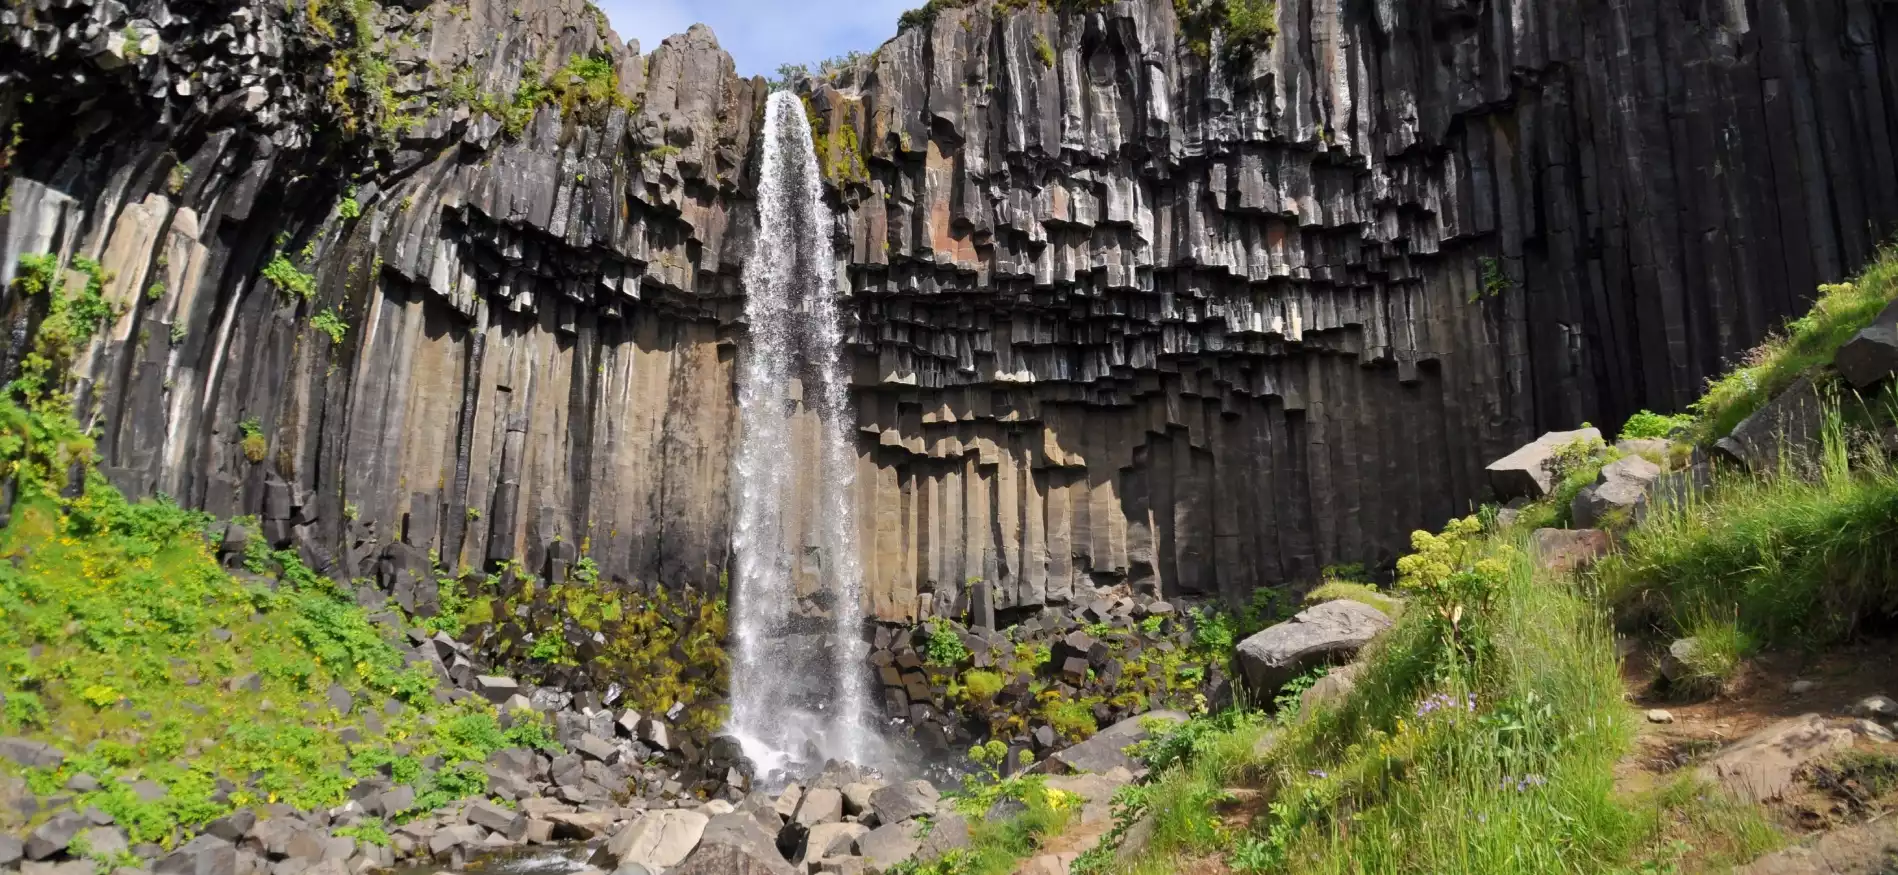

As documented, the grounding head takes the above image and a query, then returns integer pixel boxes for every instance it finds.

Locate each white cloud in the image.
[596,0,918,78]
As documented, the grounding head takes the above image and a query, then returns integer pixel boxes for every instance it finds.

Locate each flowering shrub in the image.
[1395,516,1514,666]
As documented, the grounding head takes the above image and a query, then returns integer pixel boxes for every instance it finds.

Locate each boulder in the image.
[1530,528,1613,574]
[867,781,938,825]
[839,782,881,817]
[575,732,620,764]
[856,820,924,871]
[915,810,973,861]
[205,811,256,843]
[1035,711,1187,776]
[590,809,710,870]
[1834,300,1898,389]
[546,810,614,840]
[1235,601,1393,696]
[1485,427,1603,500]
[1700,715,1853,804]
[77,826,130,858]
[1298,662,1365,715]
[26,811,88,860]
[667,812,795,875]
[1851,695,1898,722]
[1657,637,1703,685]
[793,787,843,827]
[465,800,527,841]
[474,676,520,704]
[0,737,65,770]
[155,835,237,875]
[0,835,21,867]
[22,862,93,875]
[1571,455,1663,528]
[800,822,868,864]
[1714,376,1824,472]
[1732,817,1898,875]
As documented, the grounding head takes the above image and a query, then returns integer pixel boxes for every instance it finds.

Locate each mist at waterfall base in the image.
[725,91,920,785]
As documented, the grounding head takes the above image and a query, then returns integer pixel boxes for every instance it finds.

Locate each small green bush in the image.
[311,307,348,345]
[1618,410,1693,442]
[261,251,316,300]
[924,618,971,667]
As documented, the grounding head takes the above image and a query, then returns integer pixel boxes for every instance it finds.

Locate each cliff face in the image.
[2,0,1894,621]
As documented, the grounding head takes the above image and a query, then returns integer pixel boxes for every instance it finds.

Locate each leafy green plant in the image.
[238,417,267,463]
[261,251,316,300]
[1473,255,1511,301]
[311,307,348,345]
[924,618,971,667]
[1619,410,1693,442]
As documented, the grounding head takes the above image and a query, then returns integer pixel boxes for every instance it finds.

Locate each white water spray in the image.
[727,91,872,777]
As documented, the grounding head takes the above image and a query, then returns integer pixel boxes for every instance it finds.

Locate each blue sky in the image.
[596,0,919,78]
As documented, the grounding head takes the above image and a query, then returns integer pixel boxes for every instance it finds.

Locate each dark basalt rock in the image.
[1,0,1895,621]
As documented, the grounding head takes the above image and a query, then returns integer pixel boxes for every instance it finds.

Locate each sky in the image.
[596,0,919,79]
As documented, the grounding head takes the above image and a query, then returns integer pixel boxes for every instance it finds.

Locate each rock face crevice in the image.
[2,0,1894,618]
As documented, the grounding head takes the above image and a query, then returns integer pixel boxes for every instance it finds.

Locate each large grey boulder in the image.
[799,822,868,866]
[465,800,527,840]
[792,786,843,827]
[1033,711,1187,776]
[154,834,237,875]
[667,812,795,875]
[867,781,938,825]
[591,810,710,870]
[1235,601,1393,696]
[1714,376,1825,472]
[1485,428,1603,500]
[1835,300,1898,389]
[856,820,925,871]
[1571,454,1663,528]
[0,737,65,770]
[915,811,974,862]
[26,811,88,860]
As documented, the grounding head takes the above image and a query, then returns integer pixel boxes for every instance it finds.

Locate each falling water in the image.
[728,91,872,776]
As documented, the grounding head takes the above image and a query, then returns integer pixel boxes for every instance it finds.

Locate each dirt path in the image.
[1617,638,1898,870]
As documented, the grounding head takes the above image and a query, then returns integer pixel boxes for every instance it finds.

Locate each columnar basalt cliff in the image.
[2,0,1894,621]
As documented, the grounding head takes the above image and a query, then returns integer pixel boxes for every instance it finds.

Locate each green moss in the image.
[1303,581,1402,618]
[238,417,267,464]
[800,95,869,187]
[1032,33,1056,68]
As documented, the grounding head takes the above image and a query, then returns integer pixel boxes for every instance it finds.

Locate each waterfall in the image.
[727,91,871,776]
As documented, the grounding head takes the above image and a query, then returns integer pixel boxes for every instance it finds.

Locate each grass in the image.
[1598,408,1898,648]
[1668,608,1756,696]
[0,338,556,849]
[1692,246,1898,443]
[1303,580,1402,617]
[1088,517,1780,874]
